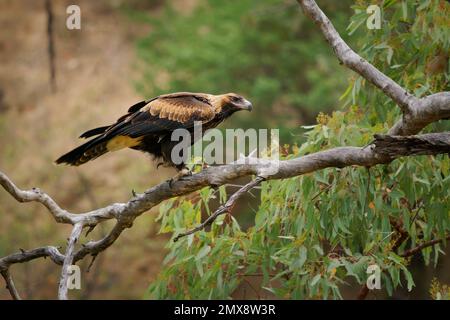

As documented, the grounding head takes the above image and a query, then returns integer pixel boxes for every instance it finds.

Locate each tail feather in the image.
[55,137,108,166]
[79,125,110,139]
[56,119,144,166]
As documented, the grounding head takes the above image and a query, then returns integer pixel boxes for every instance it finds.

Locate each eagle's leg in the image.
[168,164,193,188]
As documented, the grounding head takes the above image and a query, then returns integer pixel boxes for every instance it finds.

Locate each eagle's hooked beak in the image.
[241,99,253,112]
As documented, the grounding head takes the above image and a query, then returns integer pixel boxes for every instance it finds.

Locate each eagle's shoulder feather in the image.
[126,93,216,124]
[145,95,215,123]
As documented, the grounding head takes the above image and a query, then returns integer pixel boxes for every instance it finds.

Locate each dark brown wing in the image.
[78,93,216,139]
[56,93,217,166]
[108,93,216,137]
[145,93,215,123]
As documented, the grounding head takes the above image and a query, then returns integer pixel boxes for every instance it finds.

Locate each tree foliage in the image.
[144,0,449,299]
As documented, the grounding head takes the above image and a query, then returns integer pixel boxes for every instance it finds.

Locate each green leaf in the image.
[311,274,321,287]
[402,267,415,291]
[196,245,211,261]
[293,246,308,270]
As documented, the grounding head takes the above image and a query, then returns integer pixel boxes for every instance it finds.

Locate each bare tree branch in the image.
[58,223,83,300]
[388,92,450,135]
[0,246,64,299]
[0,172,78,224]
[0,246,65,269]
[0,132,448,290]
[173,176,265,242]
[73,222,127,262]
[296,0,450,136]
[0,269,21,300]
[400,235,450,258]
[0,171,126,227]
[296,0,417,112]
[373,132,450,157]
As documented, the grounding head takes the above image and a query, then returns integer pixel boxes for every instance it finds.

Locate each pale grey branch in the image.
[0,269,21,300]
[0,172,123,226]
[389,92,450,135]
[297,0,450,135]
[0,245,64,299]
[58,223,83,300]
[296,0,416,112]
[0,246,65,268]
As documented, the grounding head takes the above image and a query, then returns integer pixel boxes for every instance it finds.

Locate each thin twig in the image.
[400,235,450,257]
[357,233,449,300]
[0,270,21,300]
[0,246,65,268]
[390,217,409,253]
[173,176,265,242]
[86,254,98,273]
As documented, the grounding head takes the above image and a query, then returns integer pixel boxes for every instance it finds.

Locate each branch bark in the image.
[373,132,450,157]
[400,235,450,258]
[58,223,83,300]
[0,269,21,300]
[296,0,417,112]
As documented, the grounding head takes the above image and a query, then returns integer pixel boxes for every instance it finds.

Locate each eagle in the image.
[55,92,252,181]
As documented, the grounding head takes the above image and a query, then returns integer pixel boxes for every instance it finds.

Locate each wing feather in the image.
[98,93,217,141]
[145,94,215,123]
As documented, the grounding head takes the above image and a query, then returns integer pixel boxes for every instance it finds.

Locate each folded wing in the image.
[55,93,216,166]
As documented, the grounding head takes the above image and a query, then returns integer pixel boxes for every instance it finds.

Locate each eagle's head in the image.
[223,93,253,112]
[210,93,253,115]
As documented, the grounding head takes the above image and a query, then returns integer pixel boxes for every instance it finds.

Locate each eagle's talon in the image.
[178,167,192,177]
[168,168,192,188]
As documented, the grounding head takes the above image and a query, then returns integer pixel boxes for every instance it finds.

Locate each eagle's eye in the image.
[230,96,241,103]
